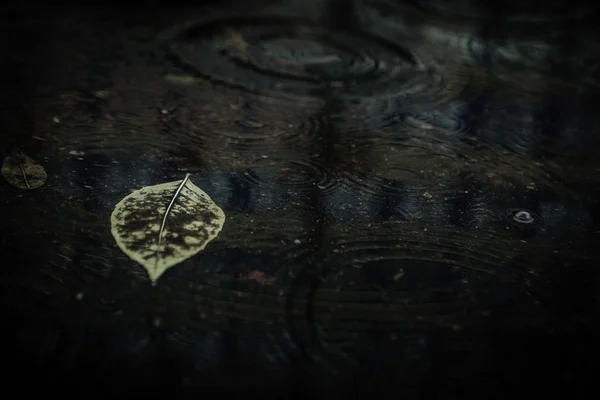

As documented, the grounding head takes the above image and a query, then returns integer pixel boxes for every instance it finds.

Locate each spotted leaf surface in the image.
[110,174,225,283]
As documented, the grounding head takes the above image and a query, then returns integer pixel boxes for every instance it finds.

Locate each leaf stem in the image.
[17,151,31,189]
[154,173,190,275]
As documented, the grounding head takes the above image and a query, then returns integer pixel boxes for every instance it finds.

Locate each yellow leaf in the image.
[110,173,225,283]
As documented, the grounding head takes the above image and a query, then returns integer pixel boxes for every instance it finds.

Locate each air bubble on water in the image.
[513,210,534,224]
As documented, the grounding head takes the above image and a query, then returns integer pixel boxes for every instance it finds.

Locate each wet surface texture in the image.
[2,1,600,398]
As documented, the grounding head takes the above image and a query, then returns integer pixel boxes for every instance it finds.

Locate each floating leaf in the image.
[110,173,226,283]
[1,150,47,189]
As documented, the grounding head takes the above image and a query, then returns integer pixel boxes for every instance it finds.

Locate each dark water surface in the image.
[2,0,600,398]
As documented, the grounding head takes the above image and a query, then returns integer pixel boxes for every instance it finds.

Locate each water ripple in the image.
[164,15,451,105]
[283,226,548,373]
[336,137,467,197]
[239,157,339,194]
[335,99,469,133]
[164,94,325,160]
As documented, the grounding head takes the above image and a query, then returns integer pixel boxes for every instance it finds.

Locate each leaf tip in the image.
[147,267,165,284]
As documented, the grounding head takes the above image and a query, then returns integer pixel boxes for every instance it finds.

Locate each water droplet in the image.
[513,210,534,224]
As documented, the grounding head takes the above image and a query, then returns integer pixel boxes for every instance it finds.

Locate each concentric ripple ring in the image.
[163,15,446,103]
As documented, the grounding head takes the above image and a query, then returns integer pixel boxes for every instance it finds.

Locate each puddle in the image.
[2,1,600,398]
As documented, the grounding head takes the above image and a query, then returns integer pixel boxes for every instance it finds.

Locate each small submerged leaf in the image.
[110,173,226,283]
[164,74,203,85]
[1,150,47,189]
